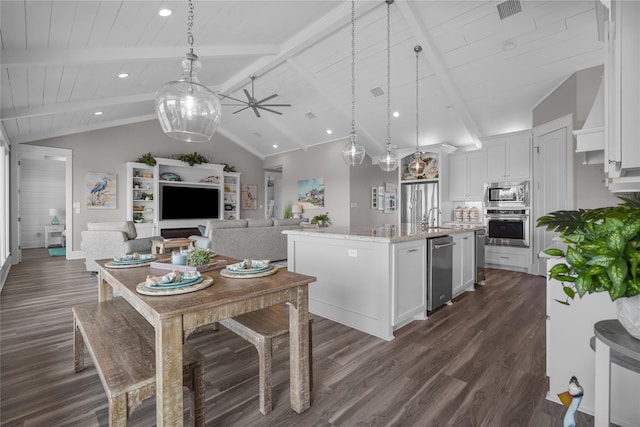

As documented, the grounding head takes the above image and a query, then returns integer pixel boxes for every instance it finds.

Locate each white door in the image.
[533,116,573,276]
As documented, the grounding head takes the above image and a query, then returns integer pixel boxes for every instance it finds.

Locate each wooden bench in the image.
[218,304,313,415]
[73,299,205,426]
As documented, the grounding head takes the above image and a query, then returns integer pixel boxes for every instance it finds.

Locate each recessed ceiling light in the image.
[94,111,103,116]
[326,129,333,135]
[118,73,129,79]
[502,39,516,51]
[273,144,278,148]
[392,111,399,118]
[158,8,172,17]
[446,105,454,111]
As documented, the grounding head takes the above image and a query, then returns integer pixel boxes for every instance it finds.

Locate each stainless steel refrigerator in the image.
[400,181,439,229]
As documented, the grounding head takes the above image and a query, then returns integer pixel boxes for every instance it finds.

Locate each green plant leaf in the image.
[607,257,628,288]
[550,263,570,275]
[536,210,590,234]
[544,248,565,257]
[555,274,577,282]
[605,229,625,254]
[564,233,585,244]
[566,246,587,269]
[574,274,592,297]
[587,254,615,268]
[586,265,607,276]
[563,286,576,299]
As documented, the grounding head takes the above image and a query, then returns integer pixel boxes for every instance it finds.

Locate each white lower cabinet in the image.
[452,232,475,298]
[393,239,427,326]
[485,245,531,272]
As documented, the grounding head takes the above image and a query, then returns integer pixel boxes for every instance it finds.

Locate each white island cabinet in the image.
[285,225,483,340]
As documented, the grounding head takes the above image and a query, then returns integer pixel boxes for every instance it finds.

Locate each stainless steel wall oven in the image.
[484,208,529,247]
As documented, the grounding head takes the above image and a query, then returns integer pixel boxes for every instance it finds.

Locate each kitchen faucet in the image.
[427,207,442,227]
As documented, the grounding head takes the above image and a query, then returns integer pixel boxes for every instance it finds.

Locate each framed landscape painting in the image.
[86,172,116,209]
[297,178,324,209]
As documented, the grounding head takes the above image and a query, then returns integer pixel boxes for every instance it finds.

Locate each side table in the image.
[45,225,65,248]
[151,238,195,255]
[594,319,640,426]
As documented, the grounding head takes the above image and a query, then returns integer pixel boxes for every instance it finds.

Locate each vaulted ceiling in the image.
[1,0,603,159]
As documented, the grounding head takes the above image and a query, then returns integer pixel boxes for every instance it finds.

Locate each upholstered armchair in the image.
[81,221,162,272]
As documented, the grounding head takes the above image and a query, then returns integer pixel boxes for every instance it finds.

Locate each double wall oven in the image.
[484,181,530,248]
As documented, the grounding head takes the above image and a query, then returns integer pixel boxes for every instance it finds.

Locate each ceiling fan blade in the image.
[257,106,283,115]
[233,106,251,114]
[260,103,291,107]
[243,89,253,102]
[251,106,261,118]
[221,103,248,107]
[256,93,279,104]
[218,94,247,104]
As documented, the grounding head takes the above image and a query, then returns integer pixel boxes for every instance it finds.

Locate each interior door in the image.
[533,121,571,276]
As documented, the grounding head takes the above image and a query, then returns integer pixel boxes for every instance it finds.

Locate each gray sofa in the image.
[205,218,301,261]
[81,221,162,272]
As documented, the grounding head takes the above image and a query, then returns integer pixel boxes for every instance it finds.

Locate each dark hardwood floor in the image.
[1,249,594,426]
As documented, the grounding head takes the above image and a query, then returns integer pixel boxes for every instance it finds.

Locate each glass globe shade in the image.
[342,135,366,166]
[408,152,426,177]
[155,53,221,143]
[378,148,399,172]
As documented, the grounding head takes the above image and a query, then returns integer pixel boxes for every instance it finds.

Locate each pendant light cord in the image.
[351,0,356,141]
[386,1,391,149]
[187,0,195,81]
[415,45,422,154]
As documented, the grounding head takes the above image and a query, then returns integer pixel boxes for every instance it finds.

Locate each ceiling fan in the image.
[220,75,291,118]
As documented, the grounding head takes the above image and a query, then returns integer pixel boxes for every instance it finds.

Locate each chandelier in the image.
[342,0,366,166]
[155,0,222,143]
[408,45,426,177]
[377,0,399,172]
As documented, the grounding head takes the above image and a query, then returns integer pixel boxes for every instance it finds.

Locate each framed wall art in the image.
[297,178,324,209]
[241,184,257,210]
[86,172,116,209]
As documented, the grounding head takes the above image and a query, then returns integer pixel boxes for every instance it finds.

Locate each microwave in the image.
[484,181,529,207]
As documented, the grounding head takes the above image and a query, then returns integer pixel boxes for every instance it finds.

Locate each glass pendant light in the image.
[408,45,426,177]
[378,0,399,172]
[342,0,366,166]
[155,0,221,143]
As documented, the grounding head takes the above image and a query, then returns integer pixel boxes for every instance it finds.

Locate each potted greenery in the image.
[178,152,208,166]
[311,212,331,227]
[137,152,156,167]
[537,197,640,339]
[188,248,211,267]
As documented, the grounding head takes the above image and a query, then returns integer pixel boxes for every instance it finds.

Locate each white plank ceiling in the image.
[0,0,603,159]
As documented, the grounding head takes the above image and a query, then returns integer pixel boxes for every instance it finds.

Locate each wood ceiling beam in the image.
[0,93,163,120]
[1,45,280,67]
[218,1,381,96]
[397,0,483,148]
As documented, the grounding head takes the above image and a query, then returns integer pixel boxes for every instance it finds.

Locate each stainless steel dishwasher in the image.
[475,229,486,285]
[427,235,454,311]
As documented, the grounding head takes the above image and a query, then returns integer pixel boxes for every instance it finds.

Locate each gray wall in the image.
[349,159,399,228]
[29,119,266,248]
[532,65,619,209]
[263,140,351,227]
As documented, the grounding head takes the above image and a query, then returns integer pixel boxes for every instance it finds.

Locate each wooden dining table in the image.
[96,257,316,426]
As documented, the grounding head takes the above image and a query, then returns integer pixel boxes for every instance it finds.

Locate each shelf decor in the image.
[86,172,116,209]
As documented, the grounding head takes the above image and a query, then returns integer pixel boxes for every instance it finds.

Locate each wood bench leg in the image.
[257,337,273,415]
[73,315,84,373]
[109,395,128,427]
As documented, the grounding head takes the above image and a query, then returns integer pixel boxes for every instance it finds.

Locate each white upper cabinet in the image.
[482,131,531,182]
[604,0,640,185]
[448,151,484,201]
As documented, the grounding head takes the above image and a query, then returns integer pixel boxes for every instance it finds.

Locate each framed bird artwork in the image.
[86,172,117,209]
[241,184,257,210]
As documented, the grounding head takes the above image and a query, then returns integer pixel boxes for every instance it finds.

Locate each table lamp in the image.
[49,208,61,225]
[291,204,302,219]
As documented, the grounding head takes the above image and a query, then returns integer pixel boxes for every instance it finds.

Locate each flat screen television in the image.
[160,184,220,220]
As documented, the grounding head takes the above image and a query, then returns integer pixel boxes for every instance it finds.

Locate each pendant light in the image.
[342,0,366,166]
[155,0,222,143]
[408,45,426,177]
[378,0,399,172]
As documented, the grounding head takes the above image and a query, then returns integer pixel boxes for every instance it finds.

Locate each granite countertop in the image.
[283,223,485,244]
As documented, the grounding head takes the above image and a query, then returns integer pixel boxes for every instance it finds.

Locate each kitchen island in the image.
[284,224,484,340]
